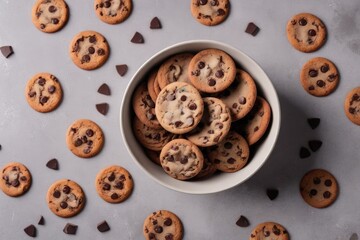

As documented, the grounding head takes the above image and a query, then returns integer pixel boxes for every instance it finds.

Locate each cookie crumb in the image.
[245,22,260,36]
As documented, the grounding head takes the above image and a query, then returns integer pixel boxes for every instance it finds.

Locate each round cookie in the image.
[216,69,257,121]
[25,72,63,113]
[234,97,271,145]
[190,0,230,26]
[249,222,289,240]
[157,53,194,89]
[207,131,249,173]
[133,117,176,151]
[286,13,327,53]
[66,119,104,158]
[46,179,85,218]
[344,87,360,125]
[32,0,69,33]
[155,82,204,134]
[300,57,339,97]
[154,76,161,96]
[188,49,236,93]
[145,149,161,166]
[0,162,31,197]
[187,97,231,147]
[69,31,109,70]
[147,69,159,102]
[300,169,338,208]
[133,81,162,129]
[143,210,183,240]
[94,0,132,24]
[160,139,204,180]
[95,165,134,203]
[194,149,217,179]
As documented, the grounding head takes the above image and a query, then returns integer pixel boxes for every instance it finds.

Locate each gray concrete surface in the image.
[0,0,359,239]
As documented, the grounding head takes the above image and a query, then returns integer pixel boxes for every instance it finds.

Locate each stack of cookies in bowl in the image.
[131,48,272,182]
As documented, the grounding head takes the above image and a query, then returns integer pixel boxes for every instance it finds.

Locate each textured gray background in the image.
[0,0,360,239]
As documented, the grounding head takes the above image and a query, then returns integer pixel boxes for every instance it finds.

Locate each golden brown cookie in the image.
[94,0,132,24]
[344,87,360,125]
[69,31,110,70]
[25,72,63,113]
[32,0,69,33]
[190,0,230,26]
[194,149,217,179]
[286,13,327,53]
[66,119,104,158]
[147,69,159,102]
[300,169,338,208]
[249,222,289,240]
[0,162,32,197]
[46,179,85,218]
[145,149,161,166]
[143,210,183,240]
[95,165,134,203]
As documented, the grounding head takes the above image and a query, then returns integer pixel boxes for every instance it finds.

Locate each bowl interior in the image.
[120,40,281,194]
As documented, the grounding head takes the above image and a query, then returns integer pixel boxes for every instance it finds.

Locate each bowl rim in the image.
[120,39,281,194]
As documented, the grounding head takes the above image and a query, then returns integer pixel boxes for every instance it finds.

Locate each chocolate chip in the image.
[175,121,183,127]
[327,74,337,82]
[149,233,156,239]
[324,179,332,187]
[38,216,45,225]
[264,231,270,237]
[323,191,331,198]
[199,0,208,5]
[215,70,224,78]
[210,0,218,6]
[131,32,144,44]
[0,46,14,58]
[308,140,322,152]
[310,189,317,196]
[75,138,83,147]
[239,96,246,105]
[189,103,197,110]
[24,224,37,238]
[52,18,59,24]
[81,136,88,143]
[96,103,109,116]
[115,181,124,189]
[308,29,316,36]
[208,78,216,86]
[38,77,46,86]
[236,215,250,227]
[116,64,128,76]
[165,234,174,240]
[300,147,311,158]
[321,64,329,73]
[198,61,205,69]
[82,54,91,63]
[85,129,94,137]
[63,185,71,194]
[217,9,225,16]
[104,1,111,8]
[349,107,356,114]
[98,83,111,95]
[245,22,260,36]
[48,85,56,94]
[227,158,235,164]
[20,176,27,181]
[87,140,93,146]
[88,46,95,54]
[29,91,36,97]
[108,172,115,182]
[309,69,318,77]
[60,201,68,209]
[232,103,238,108]
[63,223,78,235]
[273,225,281,235]
[10,179,19,187]
[224,142,233,149]
[254,126,259,132]
[299,18,307,26]
[313,177,321,185]
[111,193,119,199]
[48,5,57,12]
[46,158,59,170]
[40,24,45,29]
[154,226,163,233]
[307,118,320,129]
[89,35,97,43]
[266,188,279,200]
[180,156,188,164]
[97,220,110,233]
[164,218,172,226]
[53,190,61,198]
[150,17,162,29]
[40,96,49,104]
[97,48,105,56]
[308,85,315,91]
[316,80,325,87]
[180,95,187,101]
[103,183,110,191]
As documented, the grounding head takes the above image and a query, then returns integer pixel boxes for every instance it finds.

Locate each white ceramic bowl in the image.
[120,40,281,194]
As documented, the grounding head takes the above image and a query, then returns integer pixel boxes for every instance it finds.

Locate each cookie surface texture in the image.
[190,0,230,26]
[0,162,32,197]
[344,87,360,125]
[249,222,289,240]
[66,119,104,158]
[25,72,63,113]
[94,0,132,24]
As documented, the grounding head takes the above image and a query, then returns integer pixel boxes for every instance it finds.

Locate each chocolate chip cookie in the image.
[94,0,132,24]
[187,97,231,147]
[190,0,230,26]
[155,82,204,134]
[143,210,183,240]
[157,53,194,89]
[234,97,271,145]
[147,69,160,102]
[160,139,204,180]
[250,222,289,240]
[188,49,236,93]
[32,0,69,33]
[25,72,63,113]
[133,117,176,151]
[69,31,109,70]
[133,81,162,129]
[216,69,257,121]
[286,13,327,53]
[344,87,360,125]
[207,131,249,173]
[300,57,339,97]
[300,169,338,208]
[0,162,31,197]
[46,179,85,218]
[145,149,161,166]
[195,149,217,179]
[66,119,104,158]
[95,165,134,203]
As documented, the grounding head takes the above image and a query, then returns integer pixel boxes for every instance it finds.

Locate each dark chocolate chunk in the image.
[60,201,68,209]
[316,80,325,87]
[217,9,225,16]
[11,179,19,187]
[245,22,260,36]
[115,181,124,189]
[53,190,61,198]
[164,218,172,226]
[98,83,111,95]
[131,32,144,44]
[63,185,71,194]
[266,188,279,200]
[307,118,320,129]
[82,54,90,63]
[63,223,78,235]
[199,0,208,5]
[308,140,322,152]
[300,147,311,158]
[154,226,163,233]
[89,35,97,43]
[103,183,111,191]
[198,61,205,69]
[308,29,316,36]
[20,176,27,181]
[309,69,318,77]
[0,46,14,58]
[52,18,59,24]
[239,97,246,105]
[313,177,321,185]
[97,48,105,56]
[24,224,37,238]
[46,158,59,170]
[208,78,216,86]
[310,189,317,196]
[110,193,119,199]
[215,70,224,78]
[75,138,83,147]
[96,103,109,116]
[97,220,110,233]
[48,85,56,94]
[324,179,332,187]
[38,216,45,225]
[48,5,57,13]
[236,215,250,227]
[323,191,331,199]
[299,18,307,26]
[150,17,162,29]
[88,46,95,54]
[116,64,128,77]
[321,64,329,73]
